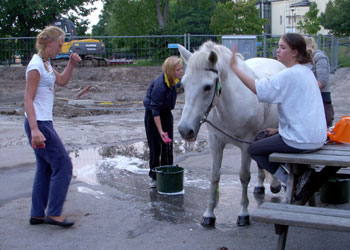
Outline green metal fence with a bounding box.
[1,34,349,71]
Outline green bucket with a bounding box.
[154,165,184,195]
[320,178,350,204]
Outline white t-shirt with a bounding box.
[255,64,327,150]
[25,54,56,121]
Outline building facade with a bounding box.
[268,0,330,35]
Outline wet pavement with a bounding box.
[1,113,350,250]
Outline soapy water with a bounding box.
[69,140,278,227]
[70,140,208,186]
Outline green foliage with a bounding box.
[210,0,265,35]
[320,0,350,36]
[91,0,113,36]
[168,0,216,35]
[0,0,97,37]
[338,43,350,67]
[297,2,321,35]
[105,0,158,36]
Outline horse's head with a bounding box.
[177,41,229,141]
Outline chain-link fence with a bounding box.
[1,34,349,72]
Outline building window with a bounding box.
[280,15,282,25]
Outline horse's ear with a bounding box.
[178,44,192,63]
[208,51,218,67]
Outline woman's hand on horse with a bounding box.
[230,43,238,70]
[265,128,278,136]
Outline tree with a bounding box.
[100,0,172,36]
[0,0,97,37]
[105,0,158,36]
[210,0,265,35]
[92,0,112,36]
[320,0,350,36]
[156,0,170,29]
[297,2,321,35]
[167,0,216,35]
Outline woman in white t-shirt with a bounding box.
[24,26,81,227]
[230,33,327,196]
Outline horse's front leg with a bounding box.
[201,135,225,228]
[237,147,252,226]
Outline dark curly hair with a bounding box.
[281,33,312,64]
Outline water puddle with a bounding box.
[70,139,208,186]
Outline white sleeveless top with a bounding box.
[25,54,56,121]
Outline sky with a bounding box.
[86,0,103,32]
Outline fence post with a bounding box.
[263,33,267,58]
[188,33,191,52]
[331,36,338,71]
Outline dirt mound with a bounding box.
[0,66,162,117]
[0,65,349,120]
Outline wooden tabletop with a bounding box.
[269,144,350,167]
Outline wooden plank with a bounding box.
[270,153,350,166]
[252,203,350,232]
[259,202,350,218]
[252,208,350,232]
[314,149,350,156]
[323,144,350,151]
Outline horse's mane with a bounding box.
[187,40,244,77]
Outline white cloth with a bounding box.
[255,64,327,150]
[25,54,56,121]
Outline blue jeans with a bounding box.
[248,134,304,174]
[24,119,72,217]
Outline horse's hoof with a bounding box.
[254,186,265,195]
[201,217,216,228]
[270,184,282,194]
[236,215,250,226]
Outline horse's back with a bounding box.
[245,58,285,79]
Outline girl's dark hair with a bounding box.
[281,33,312,64]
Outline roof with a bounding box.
[290,0,311,7]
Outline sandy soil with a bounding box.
[0,65,349,154]
[0,66,163,118]
[1,65,350,250]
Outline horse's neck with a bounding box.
[212,62,262,120]
[220,62,257,104]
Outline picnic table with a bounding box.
[252,143,350,250]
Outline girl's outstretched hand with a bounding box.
[230,43,238,70]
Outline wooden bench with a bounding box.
[252,202,350,250]
[270,144,350,204]
[252,144,350,250]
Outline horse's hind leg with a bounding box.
[254,166,266,195]
[201,136,225,228]
[237,148,252,226]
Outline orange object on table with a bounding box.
[327,116,350,143]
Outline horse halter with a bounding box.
[199,67,252,144]
[200,67,222,125]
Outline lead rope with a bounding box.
[200,68,253,145]
[201,118,252,144]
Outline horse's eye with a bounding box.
[204,85,211,92]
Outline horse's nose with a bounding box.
[178,124,196,141]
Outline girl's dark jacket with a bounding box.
[143,73,182,117]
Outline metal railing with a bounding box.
[1,34,348,71]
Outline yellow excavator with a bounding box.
[52,17,107,67]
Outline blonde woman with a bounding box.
[304,36,334,127]
[143,56,183,188]
[24,26,81,227]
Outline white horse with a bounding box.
[177,41,285,227]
